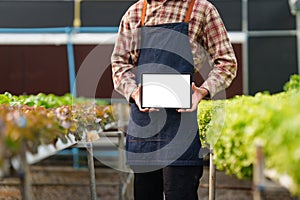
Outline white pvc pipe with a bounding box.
[0,33,118,45]
[228,32,247,44]
[0,32,244,45]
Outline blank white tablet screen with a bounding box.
[142,74,191,108]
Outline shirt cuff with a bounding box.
[201,80,217,98]
[125,84,138,102]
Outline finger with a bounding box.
[182,109,194,112]
[149,108,160,112]
[138,103,148,111]
[139,106,159,113]
[192,82,195,89]
[191,82,197,91]
[177,105,197,113]
[139,107,150,112]
[177,108,192,112]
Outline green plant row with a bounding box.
[0,92,116,177]
[0,92,108,108]
[198,74,300,196]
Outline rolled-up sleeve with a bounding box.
[111,12,138,102]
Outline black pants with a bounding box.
[133,166,203,200]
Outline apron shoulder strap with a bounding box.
[141,0,196,26]
[184,0,196,23]
[141,0,148,26]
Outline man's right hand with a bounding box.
[131,85,159,112]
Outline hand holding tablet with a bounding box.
[131,84,160,113]
[177,83,209,112]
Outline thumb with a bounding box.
[191,82,197,91]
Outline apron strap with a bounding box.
[184,0,196,22]
[141,0,148,26]
[141,0,196,26]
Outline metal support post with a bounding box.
[209,146,216,200]
[86,142,97,200]
[66,30,77,97]
[242,0,249,95]
[118,131,126,200]
[289,0,300,74]
[114,102,130,200]
[253,145,265,200]
[20,142,33,200]
[118,131,126,172]
[297,13,300,74]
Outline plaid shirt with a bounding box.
[111,0,237,101]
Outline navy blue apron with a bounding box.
[126,0,202,169]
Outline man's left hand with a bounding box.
[177,82,208,113]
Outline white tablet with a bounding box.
[141,73,191,109]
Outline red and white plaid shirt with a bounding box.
[111,0,237,101]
